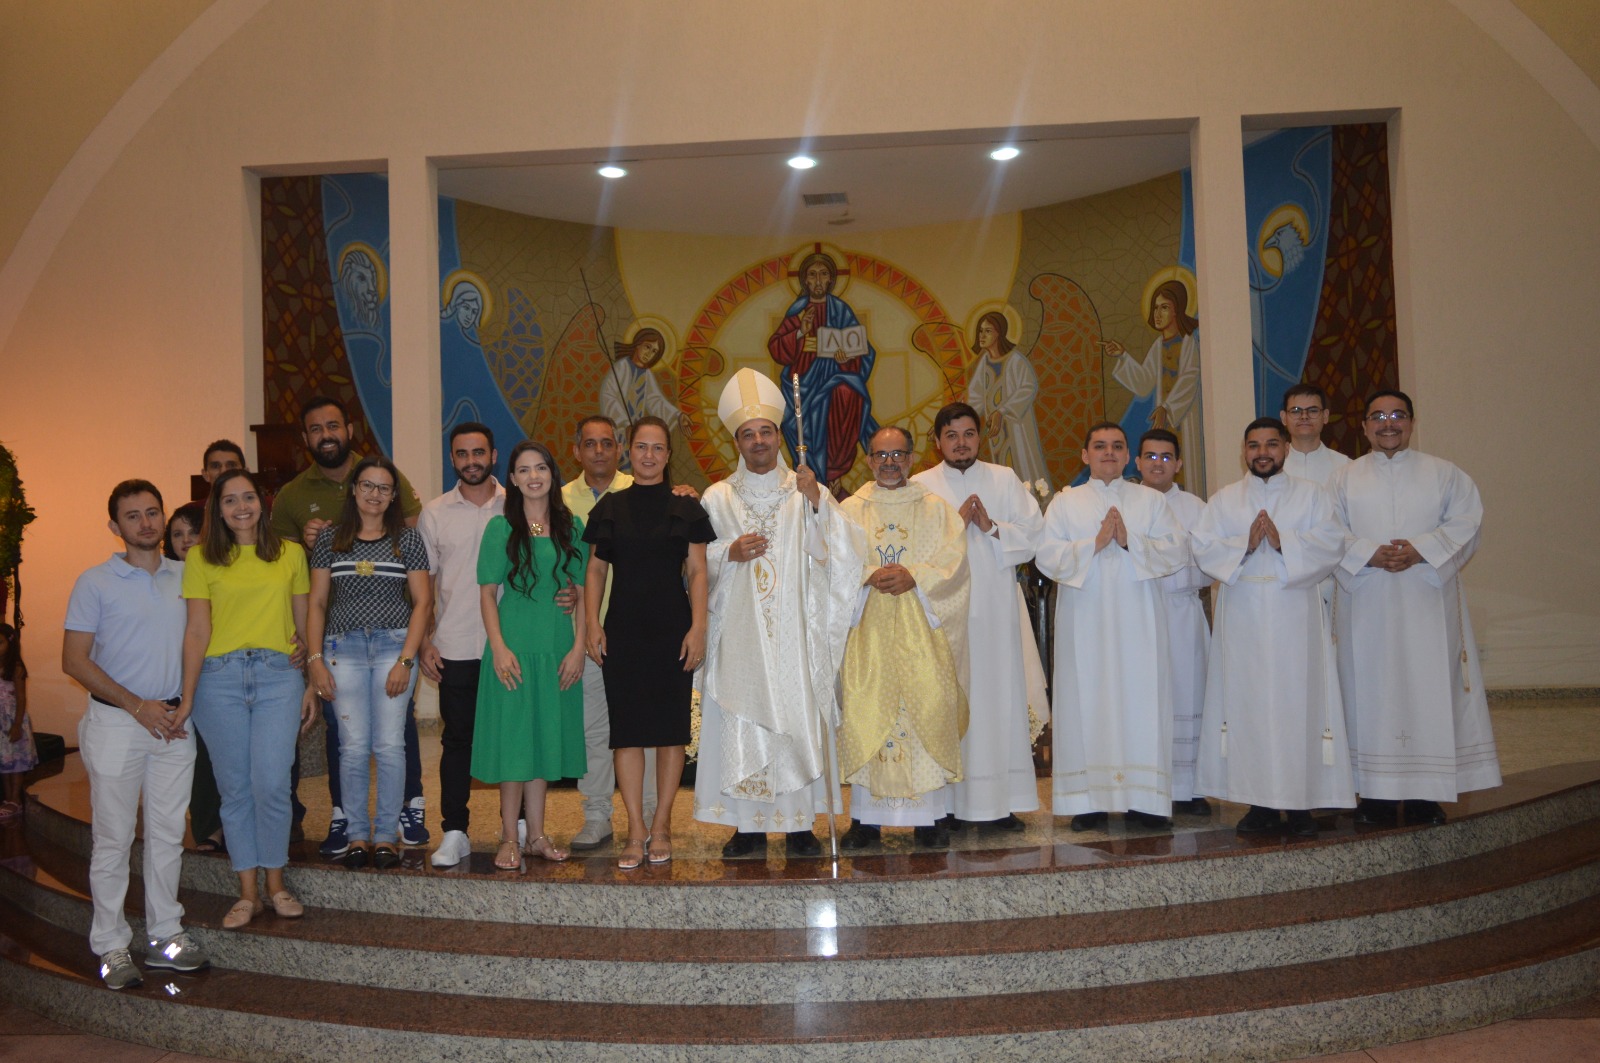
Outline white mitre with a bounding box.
[717,368,784,434]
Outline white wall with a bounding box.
[3,0,1598,736]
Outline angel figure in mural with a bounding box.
[600,326,682,440]
[767,251,878,485]
[1102,279,1203,482]
[965,309,1051,491]
[441,279,483,337]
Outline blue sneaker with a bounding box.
[319,807,349,857]
[398,798,429,847]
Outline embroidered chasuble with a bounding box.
[838,482,970,799]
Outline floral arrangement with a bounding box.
[0,440,37,629]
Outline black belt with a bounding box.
[92,694,181,709]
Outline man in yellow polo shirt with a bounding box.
[269,395,424,856]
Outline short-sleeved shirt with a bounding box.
[64,554,187,701]
[181,543,311,656]
[268,457,422,543]
[418,479,506,660]
[561,471,632,622]
[310,526,430,635]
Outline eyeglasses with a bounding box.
[1287,406,1324,417]
[868,450,911,462]
[1140,452,1177,463]
[355,480,395,497]
[1365,410,1412,423]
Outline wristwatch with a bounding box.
[397,656,415,668]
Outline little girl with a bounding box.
[0,623,38,820]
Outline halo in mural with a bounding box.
[963,300,1026,366]
[784,241,854,299]
[1256,204,1312,279]
[440,268,493,328]
[1141,265,1198,320]
[626,316,681,371]
[338,241,389,304]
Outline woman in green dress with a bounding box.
[474,441,588,870]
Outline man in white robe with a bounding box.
[913,402,1044,833]
[1329,390,1500,826]
[694,369,864,857]
[1037,421,1185,831]
[1192,419,1353,837]
[839,426,970,850]
[1135,428,1211,817]
[1279,383,1351,487]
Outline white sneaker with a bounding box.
[571,818,614,850]
[430,830,472,867]
[517,818,527,846]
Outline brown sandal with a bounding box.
[522,835,568,862]
[493,838,521,870]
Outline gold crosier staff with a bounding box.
[792,372,841,863]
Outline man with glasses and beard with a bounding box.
[417,423,504,866]
[911,402,1044,835]
[1190,419,1351,837]
[1328,391,1500,827]
[837,426,970,850]
[270,395,425,855]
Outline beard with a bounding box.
[312,439,351,469]
[944,453,977,471]
[455,463,491,486]
[1250,461,1282,481]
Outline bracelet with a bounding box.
[307,653,324,662]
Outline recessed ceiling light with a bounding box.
[788,155,817,170]
[990,146,1020,161]
[598,165,627,179]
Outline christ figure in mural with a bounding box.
[767,251,878,485]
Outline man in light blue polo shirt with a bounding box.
[63,479,209,989]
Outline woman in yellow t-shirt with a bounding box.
[180,469,315,930]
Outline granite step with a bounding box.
[4,889,1599,1062]
[9,811,1600,1005]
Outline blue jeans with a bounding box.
[326,628,417,845]
[191,649,304,872]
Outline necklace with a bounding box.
[531,521,545,535]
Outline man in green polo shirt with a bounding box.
[270,395,425,856]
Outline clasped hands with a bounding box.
[959,493,994,534]
[867,564,916,596]
[132,699,186,742]
[1367,539,1423,572]
[1247,509,1281,554]
[1094,507,1129,552]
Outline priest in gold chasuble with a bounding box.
[838,426,970,848]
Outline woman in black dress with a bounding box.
[583,416,713,869]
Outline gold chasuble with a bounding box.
[838,482,970,799]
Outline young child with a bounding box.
[0,622,38,820]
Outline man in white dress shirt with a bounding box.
[1135,428,1211,818]
[913,402,1044,833]
[1037,422,1185,832]
[1329,391,1500,826]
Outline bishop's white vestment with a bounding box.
[1192,472,1354,810]
[693,462,864,832]
[1329,450,1500,801]
[913,460,1044,821]
[1037,478,1185,817]
[839,482,969,827]
[1155,486,1210,802]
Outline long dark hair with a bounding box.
[201,469,283,566]
[331,455,406,557]
[163,502,205,561]
[0,622,24,683]
[503,441,580,594]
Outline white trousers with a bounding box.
[78,699,196,955]
[576,656,654,823]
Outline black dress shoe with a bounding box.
[1354,798,1400,825]
[342,843,370,869]
[1175,797,1213,817]
[785,830,822,856]
[990,813,1026,832]
[1404,799,1448,825]
[1285,810,1319,837]
[1235,805,1282,833]
[936,813,965,831]
[839,821,881,850]
[1069,812,1109,832]
[913,823,950,849]
[721,830,764,858]
[1125,810,1173,830]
